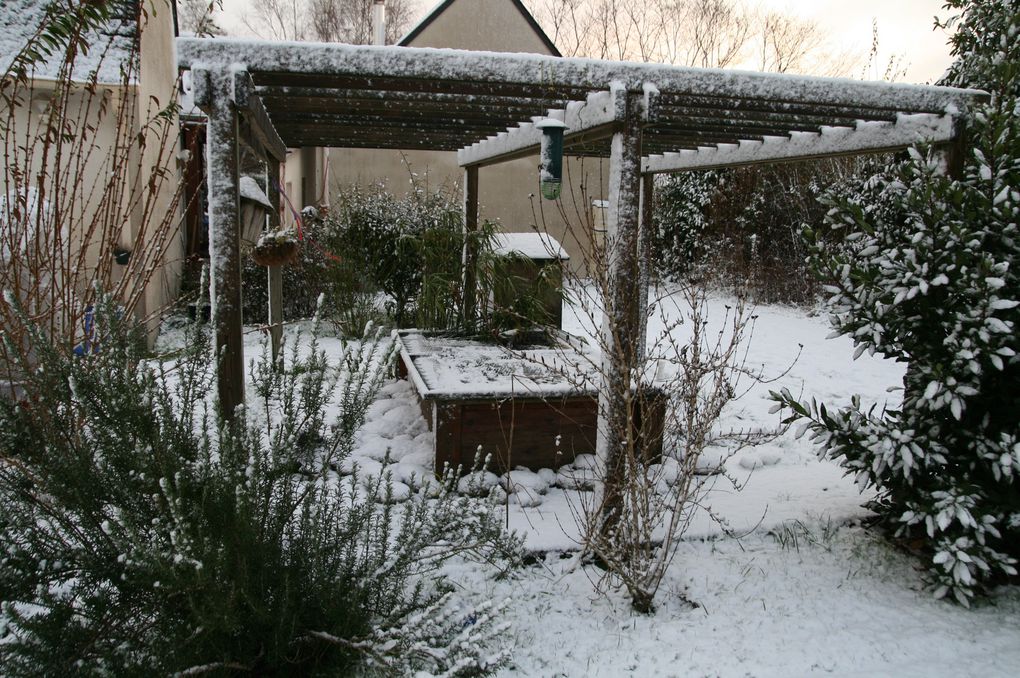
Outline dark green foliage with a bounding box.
[652,161,873,303]
[481,253,564,340]
[327,184,464,330]
[773,0,1020,604]
[0,298,519,674]
[241,216,340,325]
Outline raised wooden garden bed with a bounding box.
[394,330,666,474]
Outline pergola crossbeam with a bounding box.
[458,86,641,168]
[177,39,980,115]
[642,113,956,174]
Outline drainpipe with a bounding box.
[372,1,386,46]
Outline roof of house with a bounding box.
[398,0,561,57]
[1,0,139,84]
[493,232,569,260]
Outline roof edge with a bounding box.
[398,0,562,57]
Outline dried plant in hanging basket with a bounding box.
[251,229,299,267]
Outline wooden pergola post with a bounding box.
[596,92,645,528]
[197,66,246,421]
[267,157,284,363]
[462,165,480,328]
[638,172,655,360]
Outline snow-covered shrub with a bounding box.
[321,182,468,333]
[652,170,718,281]
[652,162,868,303]
[773,0,1020,605]
[0,298,520,674]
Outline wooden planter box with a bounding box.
[395,330,665,474]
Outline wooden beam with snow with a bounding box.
[197,67,246,421]
[177,39,980,117]
[595,91,646,540]
[642,113,957,174]
[457,87,632,167]
[231,68,287,163]
[462,166,480,326]
[267,157,284,364]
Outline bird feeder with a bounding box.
[238,176,272,245]
[536,118,568,200]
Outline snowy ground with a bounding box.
[166,290,1020,676]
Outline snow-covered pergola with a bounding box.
[176,38,982,457]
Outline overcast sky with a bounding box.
[216,0,956,84]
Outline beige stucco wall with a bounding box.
[1,0,184,346]
[404,0,554,54]
[136,0,185,338]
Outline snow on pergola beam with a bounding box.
[177,38,979,117]
[642,112,957,174]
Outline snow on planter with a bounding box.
[393,329,667,474]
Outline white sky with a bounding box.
[216,0,956,84]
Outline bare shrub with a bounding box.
[1,1,184,386]
[524,175,784,612]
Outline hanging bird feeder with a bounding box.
[536,118,568,200]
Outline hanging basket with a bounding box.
[251,231,299,267]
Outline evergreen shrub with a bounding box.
[773,0,1020,604]
[0,297,520,674]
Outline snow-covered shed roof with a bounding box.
[1,0,140,85]
[493,232,569,261]
[177,37,982,171]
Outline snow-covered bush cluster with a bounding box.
[0,298,520,674]
[774,0,1020,604]
[652,161,870,303]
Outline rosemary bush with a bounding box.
[0,298,519,675]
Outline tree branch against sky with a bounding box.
[523,0,852,74]
[239,0,413,43]
[524,0,952,80]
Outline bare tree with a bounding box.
[525,0,854,75]
[242,0,413,44]
[179,0,224,37]
[525,0,754,67]
[309,0,413,45]
[677,0,753,68]
[241,0,312,41]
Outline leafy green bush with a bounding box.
[0,297,520,674]
[773,0,1020,605]
[321,183,468,333]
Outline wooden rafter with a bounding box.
[643,113,957,174]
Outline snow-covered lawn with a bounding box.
[205,291,1020,676]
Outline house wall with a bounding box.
[135,0,185,339]
[404,0,553,53]
[2,81,128,336]
[1,0,184,346]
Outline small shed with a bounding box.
[491,232,569,330]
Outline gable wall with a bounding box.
[404,0,555,55]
